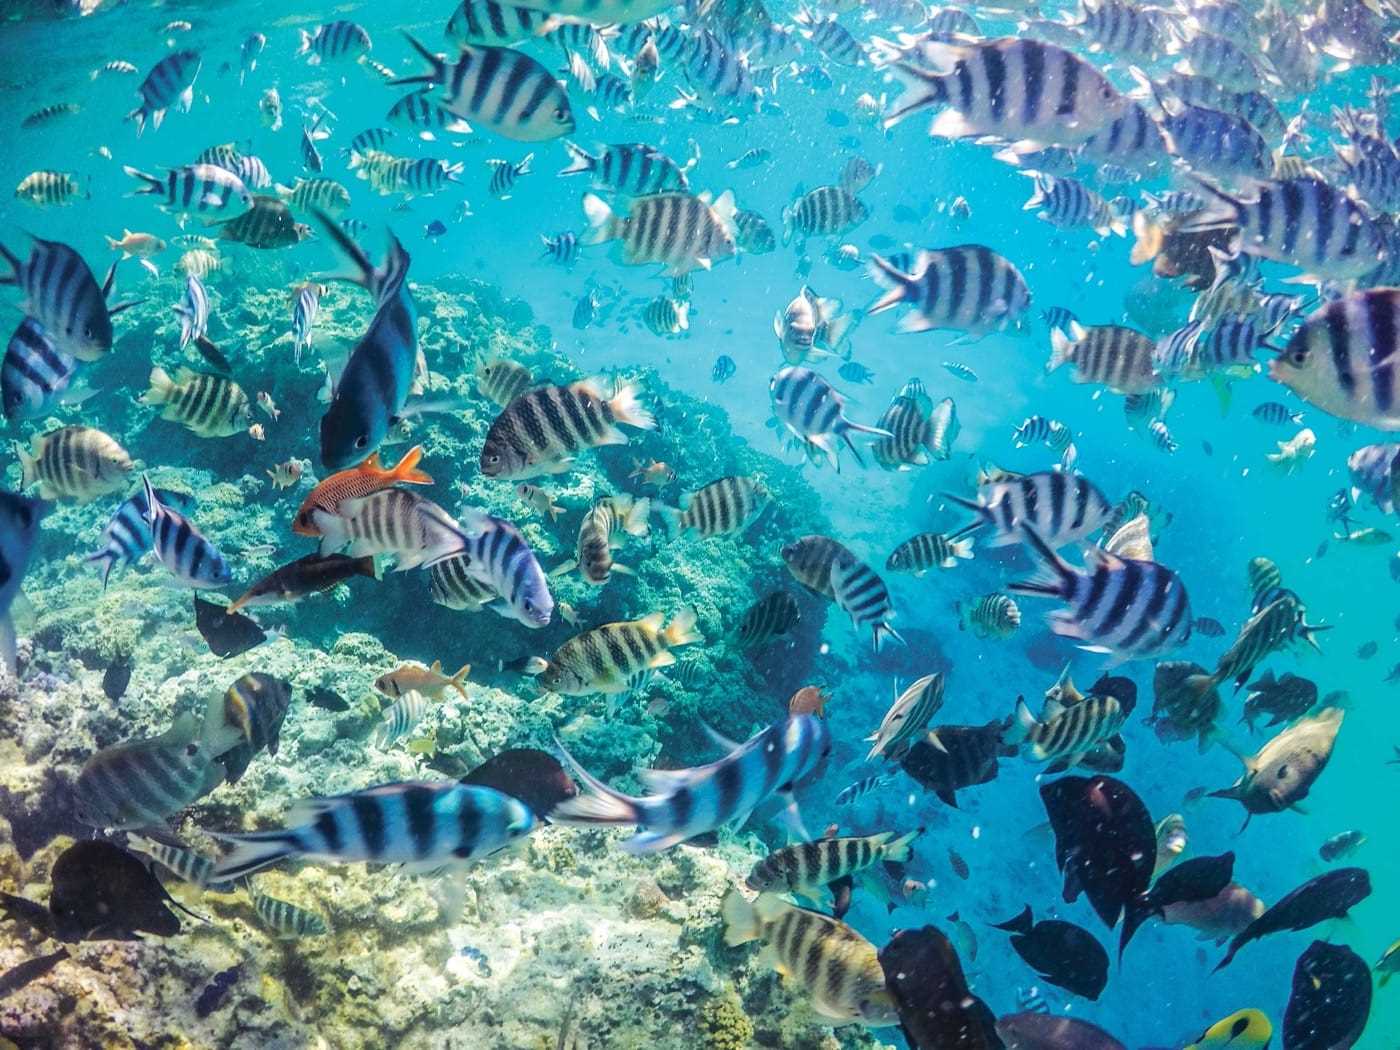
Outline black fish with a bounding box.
[877,925,1002,1050]
[992,905,1108,1001]
[995,1013,1126,1050]
[195,963,242,1018]
[193,335,232,374]
[49,840,195,942]
[102,651,133,701]
[1119,852,1235,960]
[0,947,69,998]
[1216,867,1371,970]
[193,596,266,658]
[460,747,577,820]
[1040,775,1155,929]
[307,685,349,712]
[0,891,56,937]
[899,720,1015,807]
[1356,640,1378,660]
[1283,940,1372,1049]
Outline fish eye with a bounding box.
[1289,348,1308,366]
[355,435,369,450]
[522,599,535,613]
[554,106,569,122]
[83,325,94,339]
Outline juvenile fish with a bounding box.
[887,532,973,573]
[296,20,371,63]
[250,890,328,938]
[554,495,649,584]
[487,153,533,199]
[127,835,234,892]
[960,593,1021,638]
[872,388,959,469]
[373,690,434,749]
[127,49,201,134]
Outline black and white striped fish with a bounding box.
[1270,289,1400,430]
[583,190,737,274]
[291,282,322,364]
[314,488,464,571]
[736,591,801,647]
[1190,592,1324,694]
[86,486,196,588]
[1013,415,1072,450]
[782,534,856,600]
[1077,99,1171,171]
[446,0,546,46]
[1151,92,1273,180]
[1148,419,1179,453]
[661,475,770,538]
[948,469,1114,548]
[769,366,892,469]
[124,163,252,218]
[213,673,293,785]
[866,246,1031,336]
[867,673,944,759]
[453,509,553,627]
[735,209,776,254]
[92,59,138,79]
[480,377,656,479]
[960,593,1021,638]
[488,153,533,199]
[535,609,699,694]
[1010,524,1192,662]
[387,90,475,140]
[373,690,433,748]
[278,177,352,216]
[1072,0,1172,58]
[795,9,866,65]
[127,49,201,134]
[173,274,209,349]
[783,185,868,245]
[887,532,974,574]
[296,20,371,64]
[1049,322,1160,394]
[1,318,81,422]
[210,781,535,881]
[127,835,234,892]
[142,366,251,438]
[14,171,85,206]
[0,237,133,362]
[552,715,831,852]
[1177,31,1268,92]
[831,555,903,651]
[233,155,271,189]
[18,425,132,503]
[835,772,896,806]
[680,28,759,111]
[144,476,231,588]
[396,37,574,142]
[872,387,959,469]
[1024,173,1124,236]
[883,37,1128,146]
[559,141,690,195]
[1008,691,1128,764]
[250,889,328,938]
[746,830,919,894]
[540,231,579,266]
[553,495,648,585]
[428,551,498,611]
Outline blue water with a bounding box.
[2,0,1398,1046]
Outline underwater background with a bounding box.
[0,0,1397,1046]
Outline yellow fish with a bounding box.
[1184,1008,1272,1049]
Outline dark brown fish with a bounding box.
[996,1012,1126,1050]
[48,840,193,942]
[1216,867,1371,970]
[1283,940,1372,1049]
[877,925,1001,1050]
[992,905,1108,1000]
[460,747,577,819]
[0,947,69,997]
[227,552,377,612]
[193,596,266,658]
[217,195,311,248]
[899,720,1015,807]
[1040,775,1155,929]
[1119,852,1235,960]
[1147,660,1222,748]
[193,335,232,374]
[947,847,970,880]
[307,686,349,711]
[102,651,133,702]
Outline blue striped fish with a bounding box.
[127,835,235,893]
[86,486,196,588]
[551,715,832,853]
[209,781,535,881]
[296,20,371,64]
[127,49,201,134]
[830,555,903,652]
[769,366,891,469]
[124,163,252,219]
[453,509,553,627]
[0,236,136,362]
[1010,524,1193,662]
[1,317,82,422]
[174,274,209,349]
[373,690,433,748]
[948,469,1114,548]
[143,475,231,589]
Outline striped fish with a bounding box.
[124,163,252,218]
[446,0,547,45]
[583,190,737,274]
[210,781,535,881]
[215,673,293,784]
[1191,593,1325,693]
[735,209,776,254]
[479,378,655,479]
[782,535,856,599]
[86,487,196,587]
[291,282,322,364]
[1,318,81,421]
[554,495,649,584]
[1010,524,1192,662]
[722,892,896,1025]
[1148,419,1179,454]
[17,425,132,503]
[887,532,973,574]
[681,28,759,111]
[643,296,688,336]
[127,49,201,134]
[234,155,272,189]
[774,286,853,364]
[143,366,251,438]
[144,477,231,588]
[217,196,310,249]
[173,275,209,349]
[536,609,700,694]
[127,835,235,892]
[746,830,919,895]
[396,37,574,142]
[1270,289,1400,430]
[1077,100,1172,172]
[559,142,690,195]
[1183,176,1385,280]
[488,154,533,199]
[15,171,84,206]
[296,20,371,63]
[1177,31,1267,92]
[540,232,579,266]
[884,37,1128,145]
[475,356,533,406]
[0,237,132,363]
[373,690,433,748]
[387,90,475,140]
[314,215,417,470]
[72,709,226,830]
[783,185,868,245]
[400,158,463,196]
[770,366,892,469]
[1158,98,1272,180]
[1347,443,1400,513]
[1013,415,1072,450]
[661,475,770,537]
[959,593,1021,638]
[835,773,896,805]
[867,673,945,759]
[1073,0,1172,58]
[830,556,903,651]
[795,10,866,65]
[428,552,498,611]
[948,469,1113,548]
[1009,691,1127,765]
[503,0,673,19]
[1024,174,1124,236]
[453,509,553,626]
[279,178,352,215]
[866,246,1031,336]
[736,591,800,647]
[552,714,830,852]
[1049,322,1160,394]
[250,889,328,938]
[313,488,464,571]
[92,60,139,78]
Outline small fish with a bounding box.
[487,153,534,199]
[376,660,471,702]
[540,232,578,266]
[1319,830,1366,862]
[727,148,772,170]
[867,673,945,760]
[373,690,434,749]
[943,362,977,382]
[193,597,265,658]
[787,685,830,717]
[250,889,328,938]
[15,170,86,206]
[474,356,533,408]
[958,593,1021,639]
[1193,617,1226,638]
[17,425,133,503]
[835,773,895,806]
[516,483,563,521]
[1357,641,1379,660]
[712,354,736,383]
[947,848,970,880]
[887,533,974,574]
[838,360,875,384]
[736,591,801,649]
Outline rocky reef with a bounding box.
[0,263,892,1048]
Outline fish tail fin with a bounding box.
[122,165,163,195]
[389,444,433,485]
[663,607,702,648]
[389,32,446,87]
[84,547,119,590]
[657,504,683,538]
[1047,327,1075,373]
[1023,172,1049,210]
[607,380,656,430]
[1005,696,1036,745]
[1176,178,1244,232]
[864,254,914,315]
[558,141,597,176]
[208,830,305,882]
[1008,524,1074,598]
[882,62,949,129]
[308,207,378,288]
[620,496,651,537]
[548,736,646,826]
[721,888,760,945]
[950,536,975,560]
[449,663,471,700]
[14,443,36,488]
[884,828,921,863]
[142,365,174,405]
[581,193,618,245]
[992,904,1035,934]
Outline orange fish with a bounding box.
[292,445,433,536]
[788,685,831,717]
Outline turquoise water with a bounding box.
[1,0,1398,1047]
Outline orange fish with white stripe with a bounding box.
[292,446,433,536]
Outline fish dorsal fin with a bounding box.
[698,718,742,754]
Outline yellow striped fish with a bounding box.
[534,609,701,695]
[16,425,133,503]
[142,366,252,437]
